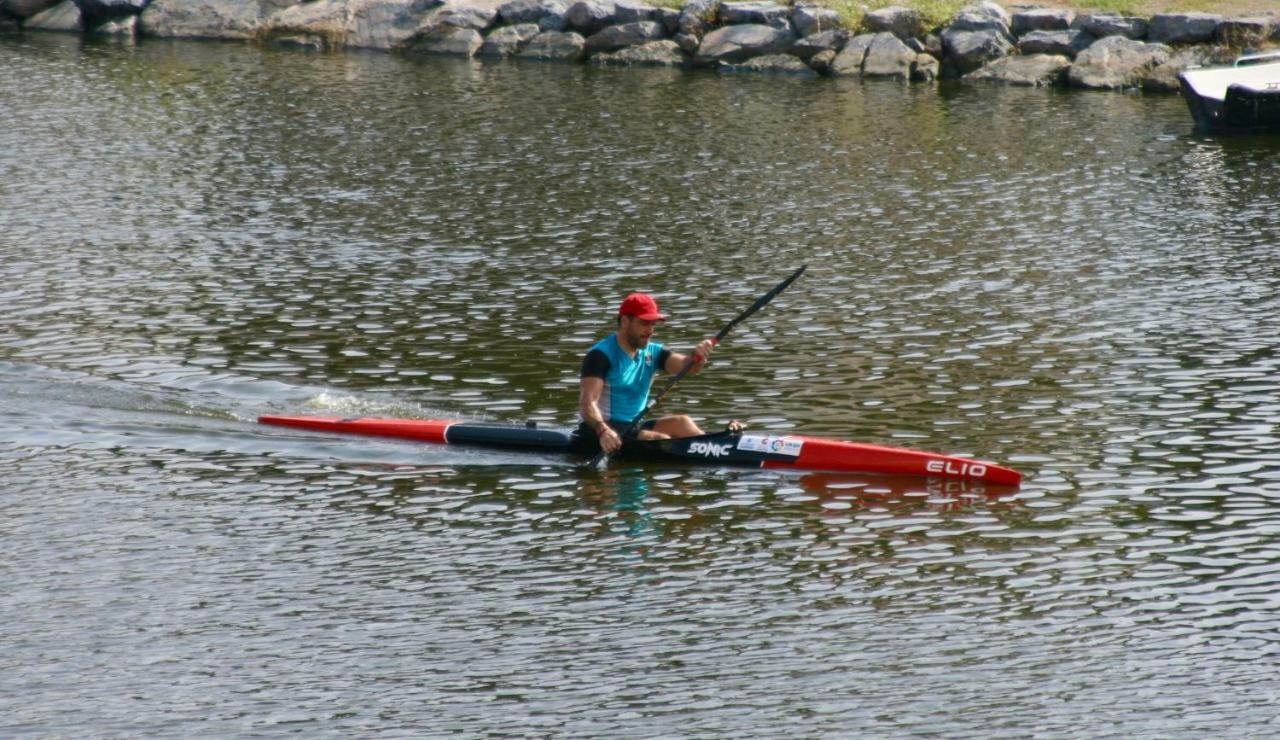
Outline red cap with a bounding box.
[618,293,667,321]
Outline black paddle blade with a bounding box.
[713,264,807,343]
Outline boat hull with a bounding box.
[258,415,1022,486]
[1178,61,1280,133]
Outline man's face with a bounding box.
[622,315,659,348]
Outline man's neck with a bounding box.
[615,331,638,357]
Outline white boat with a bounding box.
[1178,52,1280,133]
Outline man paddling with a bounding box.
[578,293,720,455]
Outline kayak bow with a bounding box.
[258,415,1022,485]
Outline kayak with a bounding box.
[258,415,1022,486]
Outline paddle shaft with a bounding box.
[586,264,807,468]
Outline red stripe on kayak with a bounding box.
[761,436,1021,486]
[258,415,457,445]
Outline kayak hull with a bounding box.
[258,415,1021,486]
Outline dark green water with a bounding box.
[4,33,1280,735]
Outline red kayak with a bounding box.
[258,415,1022,486]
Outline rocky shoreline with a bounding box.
[4,0,1278,91]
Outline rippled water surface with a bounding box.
[4,34,1280,735]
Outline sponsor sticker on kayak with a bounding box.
[737,434,803,457]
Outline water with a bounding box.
[4,33,1280,735]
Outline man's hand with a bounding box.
[598,424,622,454]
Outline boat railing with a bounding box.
[1235,51,1280,67]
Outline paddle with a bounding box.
[586,264,808,469]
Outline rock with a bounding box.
[1,0,60,19]
[24,0,81,31]
[829,31,872,76]
[612,0,658,24]
[964,53,1070,86]
[430,2,500,32]
[808,48,836,73]
[942,28,1013,74]
[1075,13,1146,41]
[658,7,679,34]
[347,0,434,50]
[862,31,914,79]
[589,37,686,65]
[719,53,816,76]
[74,0,147,28]
[1147,13,1221,45]
[407,25,484,54]
[912,52,938,81]
[693,23,794,66]
[1017,29,1093,59]
[517,28,586,59]
[921,33,942,58]
[677,0,717,37]
[564,0,613,34]
[791,27,846,61]
[1068,35,1170,90]
[263,0,347,50]
[864,6,923,40]
[1011,8,1072,37]
[499,0,565,25]
[718,1,788,30]
[948,1,1011,39]
[585,20,664,54]
[1216,17,1273,47]
[140,0,273,40]
[791,4,839,38]
[478,21,539,55]
[673,31,698,54]
[1145,46,1229,92]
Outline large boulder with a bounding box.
[428,2,500,32]
[964,53,1070,86]
[498,0,566,25]
[1216,17,1273,47]
[517,29,586,59]
[140,0,276,39]
[1017,29,1093,59]
[564,0,614,34]
[947,1,1011,39]
[718,1,788,29]
[589,38,686,65]
[693,23,794,66]
[1074,13,1146,40]
[1147,13,1221,45]
[407,25,483,54]
[1010,8,1072,37]
[1067,35,1170,90]
[1144,46,1231,92]
[261,0,346,49]
[25,0,81,31]
[791,4,839,38]
[677,0,717,37]
[864,6,923,40]
[862,31,914,80]
[478,21,540,55]
[348,0,430,50]
[941,28,1012,75]
[791,27,845,61]
[612,0,659,23]
[585,20,664,54]
[829,31,872,76]
[1,0,59,19]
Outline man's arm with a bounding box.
[663,338,716,376]
[579,376,621,453]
